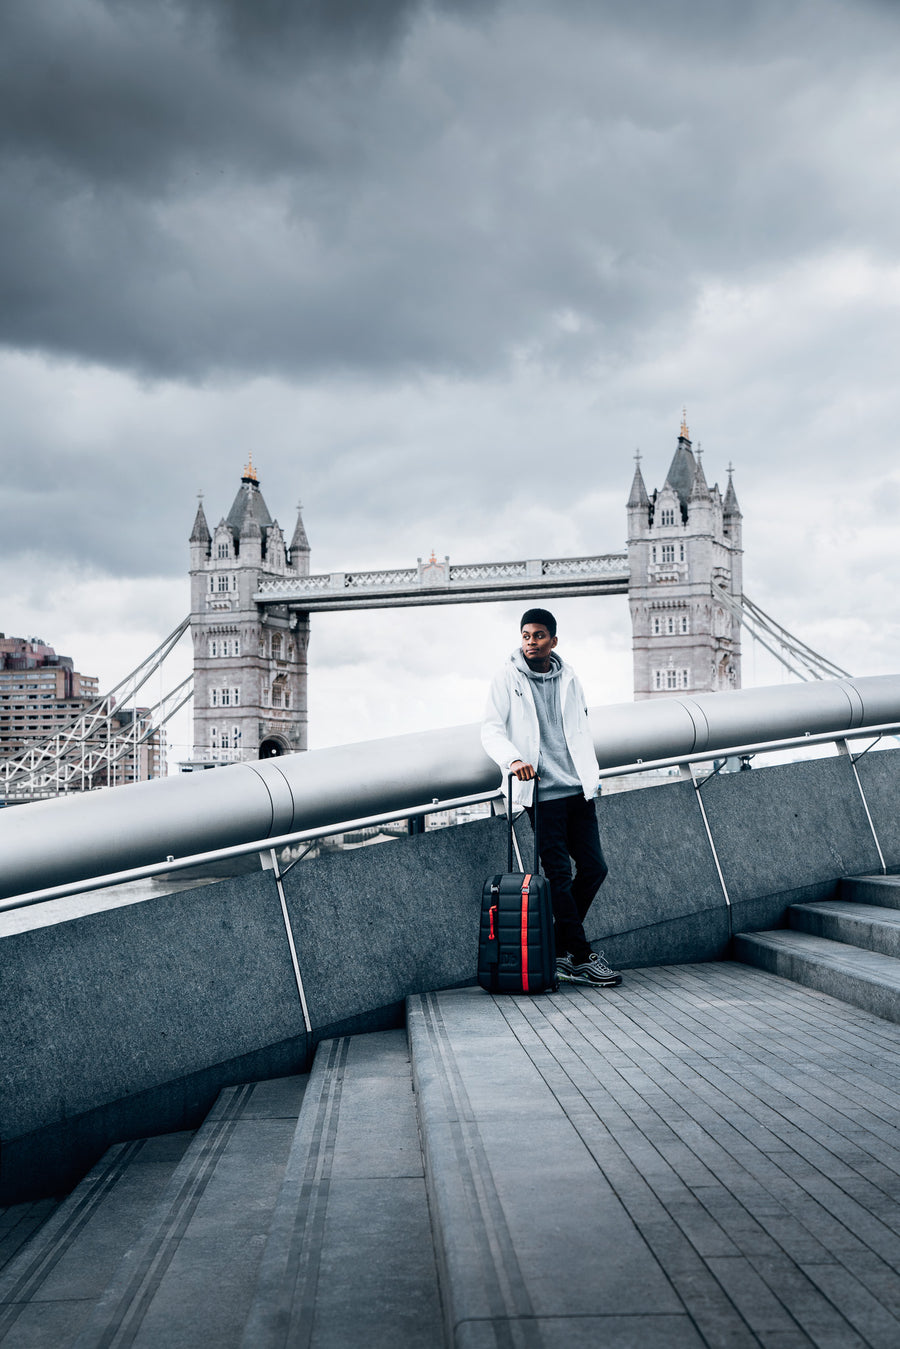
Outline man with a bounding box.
[481,608,621,988]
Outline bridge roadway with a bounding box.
[5,960,900,1347]
[253,552,630,610]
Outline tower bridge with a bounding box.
[186,416,747,765]
[0,419,846,792]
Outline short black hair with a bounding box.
[520,607,557,637]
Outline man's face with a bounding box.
[521,623,557,665]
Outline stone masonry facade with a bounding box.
[188,460,311,765]
[627,419,743,700]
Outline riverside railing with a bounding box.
[2,674,900,913]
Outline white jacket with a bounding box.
[481,653,600,807]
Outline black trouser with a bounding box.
[525,791,608,964]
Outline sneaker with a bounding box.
[556,952,576,980]
[568,951,622,988]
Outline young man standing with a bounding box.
[481,608,621,988]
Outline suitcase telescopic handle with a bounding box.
[507,771,539,874]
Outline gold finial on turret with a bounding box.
[680,407,690,440]
[243,453,259,483]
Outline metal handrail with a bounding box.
[5,719,899,916]
[0,789,498,914]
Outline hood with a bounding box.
[511,649,564,680]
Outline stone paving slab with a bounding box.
[409,965,900,1348]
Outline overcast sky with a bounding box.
[3,0,900,762]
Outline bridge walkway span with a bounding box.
[5,954,900,1347]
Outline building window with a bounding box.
[660,507,675,527]
[654,668,690,691]
[209,639,218,657]
[681,615,689,634]
[653,617,661,635]
[217,575,229,592]
[232,687,240,706]
[217,542,229,559]
[233,726,242,746]
[233,638,240,657]
[661,544,675,564]
[272,633,282,659]
[209,576,214,592]
[210,689,219,707]
[679,542,685,561]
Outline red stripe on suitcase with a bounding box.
[521,874,531,992]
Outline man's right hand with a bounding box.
[509,760,537,781]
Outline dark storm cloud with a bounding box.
[0,0,899,382]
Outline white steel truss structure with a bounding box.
[714,585,850,681]
[0,618,192,801]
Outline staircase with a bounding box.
[8,880,900,1348]
[735,875,900,1023]
[0,1031,442,1348]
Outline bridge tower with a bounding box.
[187,460,311,766]
[627,416,743,700]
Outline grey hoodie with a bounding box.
[512,649,582,800]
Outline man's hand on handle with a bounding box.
[509,759,537,782]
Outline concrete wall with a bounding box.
[3,749,897,1202]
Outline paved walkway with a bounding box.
[409,964,900,1348]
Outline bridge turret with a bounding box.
[189,496,211,568]
[186,460,310,770]
[289,504,310,576]
[627,416,743,700]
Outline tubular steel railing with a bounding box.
[3,718,899,916]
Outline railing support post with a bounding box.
[834,738,887,875]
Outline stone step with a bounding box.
[72,1075,307,1349]
[841,873,900,908]
[408,987,708,1348]
[242,1029,442,1349]
[734,928,900,1024]
[0,1131,194,1347]
[790,899,900,958]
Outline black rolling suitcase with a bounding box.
[477,775,557,994]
